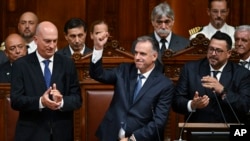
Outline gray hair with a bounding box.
[151,2,174,21]
[235,25,250,33]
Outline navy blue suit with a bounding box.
[0,50,8,65]
[10,52,82,141]
[90,58,174,141]
[172,58,250,123]
[0,61,11,82]
[57,45,92,57]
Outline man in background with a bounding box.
[132,2,189,72]
[189,0,235,45]
[234,25,250,70]
[18,11,39,53]
[57,18,92,57]
[0,33,27,82]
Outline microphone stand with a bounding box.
[174,112,193,141]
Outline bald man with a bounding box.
[18,11,39,53]
[0,33,27,82]
[10,21,82,141]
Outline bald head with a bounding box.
[18,11,39,43]
[34,21,58,59]
[5,33,27,62]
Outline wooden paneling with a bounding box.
[1,0,250,51]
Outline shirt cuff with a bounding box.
[39,97,45,109]
[187,100,196,112]
[92,48,103,63]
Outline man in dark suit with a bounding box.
[89,20,174,141]
[132,2,190,72]
[0,33,27,82]
[57,18,92,57]
[10,21,82,141]
[172,31,250,124]
[234,25,250,70]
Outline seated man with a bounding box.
[57,18,92,57]
[0,33,27,82]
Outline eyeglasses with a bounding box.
[156,19,173,25]
[207,47,227,55]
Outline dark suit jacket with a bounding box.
[90,59,174,141]
[57,45,92,57]
[0,50,8,65]
[149,32,190,53]
[151,33,190,73]
[0,61,11,82]
[10,52,82,141]
[172,58,250,123]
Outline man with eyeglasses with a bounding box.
[189,0,235,46]
[172,31,250,124]
[131,2,189,72]
[234,25,250,70]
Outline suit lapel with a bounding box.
[30,53,47,89]
[129,67,139,105]
[220,62,232,88]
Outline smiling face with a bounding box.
[234,30,250,60]
[134,40,157,73]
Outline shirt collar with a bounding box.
[36,51,54,63]
[69,45,85,55]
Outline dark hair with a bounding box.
[64,18,87,34]
[211,31,232,50]
[208,0,229,9]
[89,20,108,33]
[131,36,159,53]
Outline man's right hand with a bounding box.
[191,91,210,110]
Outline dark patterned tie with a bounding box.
[212,71,220,80]
[133,74,145,102]
[239,61,248,67]
[43,60,51,88]
[160,38,167,53]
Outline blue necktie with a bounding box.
[43,60,51,88]
[133,74,144,102]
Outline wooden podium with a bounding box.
[177,123,231,141]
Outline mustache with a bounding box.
[156,29,170,34]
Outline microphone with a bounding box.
[223,95,241,124]
[213,91,229,127]
[173,111,193,141]
[151,106,161,141]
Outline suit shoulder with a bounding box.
[189,26,203,36]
